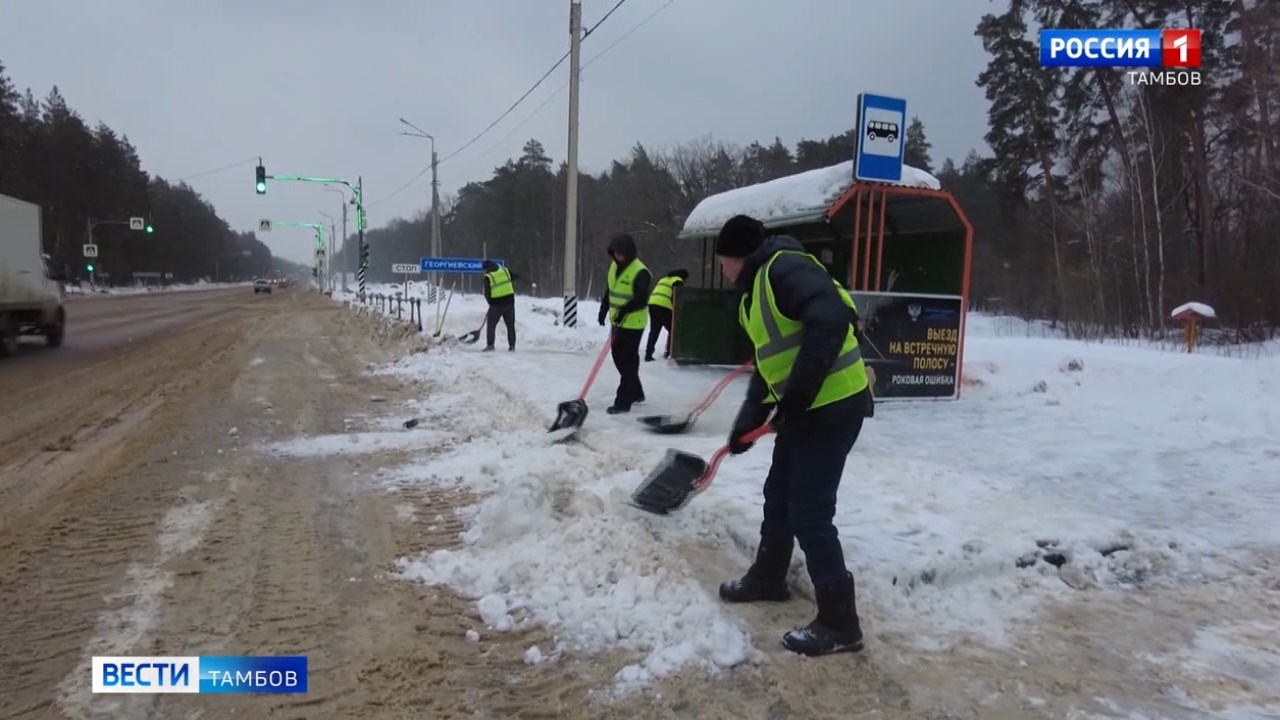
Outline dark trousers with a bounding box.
[759,417,864,587]
[610,327,645,408]
[645,306,673,359]
[485,303,515,349]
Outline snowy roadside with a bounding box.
[64,280,253,296]
[339,283,1280,715]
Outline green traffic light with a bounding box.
[146,224,154,233]
[86,263,94,271]
[255,181,267,193]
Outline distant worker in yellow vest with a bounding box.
[481,260,518,352]
[713,214,874,657]
[596,233,650,414]
[644,268,688,362]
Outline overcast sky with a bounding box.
[1,0,994,265]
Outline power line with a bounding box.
[475,0,675,162]
[176,156,259,182]
[369,0,636,208]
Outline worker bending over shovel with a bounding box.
[714,214,874,657]
[481,260,518,352]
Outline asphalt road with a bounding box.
[0,286,276,372]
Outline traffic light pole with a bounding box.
[84,217,154,290]
[258,170,366,300]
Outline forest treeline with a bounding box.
[351,0,1277,338]
[0,62,282,284]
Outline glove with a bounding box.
[727,401,770,455]
[598,308,607,326]
[772,394,807,430]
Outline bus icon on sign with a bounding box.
[866,121,899,143]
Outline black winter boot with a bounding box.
[720,541,793,603]
[781,572,863,656]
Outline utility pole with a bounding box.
[398,119,442,299]
[431,147,441,295]
[563,0,582,328]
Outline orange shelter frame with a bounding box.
[826,183,975,397]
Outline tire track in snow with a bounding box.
[54,492,220,719]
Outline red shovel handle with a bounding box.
[690,360,754,418]
[695,424,773,491]
[578,333,615,400]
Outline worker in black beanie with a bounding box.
[713,213,874,657]
[596,232,650,413]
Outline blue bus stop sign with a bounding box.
[855,93,907,183]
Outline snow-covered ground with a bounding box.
[337,282,1280,714]
[65,280,253,296]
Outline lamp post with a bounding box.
[398,117,441,293]
[323,186,349,291]
[319,210,337,292]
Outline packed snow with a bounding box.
[680,160,941,237]
[334,282,1280,711]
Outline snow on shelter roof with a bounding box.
[678,160,941,239]
[1170,301,1216,319]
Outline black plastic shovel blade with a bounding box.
[549,399,588,432]
[459,330,481,344]
[637,414,693,435]
[629,448,709,515]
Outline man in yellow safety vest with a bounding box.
[596,232,650,413]
[481,260,518,351]
[713,213,873,657]
[645,268,688,361]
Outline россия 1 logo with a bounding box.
[1040,28,1202,86]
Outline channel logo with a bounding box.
[1040,28,1201,68]
[91,656,308,694]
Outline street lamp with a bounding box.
[319,210,337,292]
[398,117,442,288]
[323,186,349,292]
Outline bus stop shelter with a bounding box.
[669,159,974,400]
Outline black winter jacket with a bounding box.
[736,236,869,428]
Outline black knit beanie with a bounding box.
[714,215,765,258]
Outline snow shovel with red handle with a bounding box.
[548,333,615,432]
[637,360,754,435]
[629,424,773,515]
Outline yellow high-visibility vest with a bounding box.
[485,266,513,299]
[648,276,682,310]
[738,250,868,409]
[607,259,650,330]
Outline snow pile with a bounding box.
[350,288,1280,707]
[680,160,940,237]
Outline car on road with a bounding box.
[253,279,272,294]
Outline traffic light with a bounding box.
[145,223,154,233]
[255,165,267,194]
[360,243,369,269]
[85,262,94,272]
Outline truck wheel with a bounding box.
[0,315,18,359]
[44,310,65,348]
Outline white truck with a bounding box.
[0,192,65,358]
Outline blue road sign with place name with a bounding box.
[418,257,505,273]
[855,93,907,183]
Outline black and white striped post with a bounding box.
[357,254,366,301]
